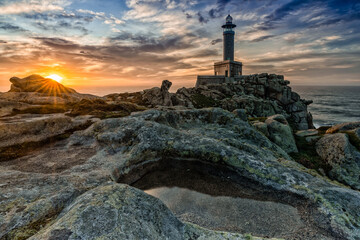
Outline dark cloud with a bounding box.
[21,12,94,22]
[250,35,276,42]
[185,13,192,19]
[33,37,81,51]
[249,0,360,33]
[33,20,89,35]
[109,32,193,52]
[0,22,26,32]
[139,36,193,52]
[109,32,155,44]
[32,36,195,66]
[197,12,208,23]
[209,0,232,18]
[211,38,222,45]
[263,0,308,27]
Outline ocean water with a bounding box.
[292,86,360,128]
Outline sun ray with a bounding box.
[46,74,63,83]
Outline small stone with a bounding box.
[295,129,319,137]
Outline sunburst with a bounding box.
[46,74,63,83]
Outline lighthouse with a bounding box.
[222,14,236,61]
[196,15,243,86]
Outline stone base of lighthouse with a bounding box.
[196,60,242,87]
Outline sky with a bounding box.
[0,0,359,93]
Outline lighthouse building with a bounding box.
[196,15,243,87]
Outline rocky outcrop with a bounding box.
[0,114,91,149]
[0,99,31,117]
[30,184,249,240]
[113,74,314,130]
[264,114,298,153]
[142,80,174,107]
[1,75,99,105]
[1,108,359,239]
[0,114,94,161]
[9,74,76,94]
[316,132,360,190]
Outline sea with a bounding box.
[292,86,360,128]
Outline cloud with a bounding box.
[0,0,359,89]
[248,0,360,33]
[109,32,194,53]
[77,9,105,17]
[250,35,276,42]
[21,11,94,22]
[197,12,208,23]
[209,0,231,18]
[33,20,89,35]
[0,22,27,32]
[211,38,222,45]
[0,0,70,15]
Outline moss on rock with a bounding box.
[67,99,146,119]
[191,94,218,108]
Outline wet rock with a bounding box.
[265,114,298,153]
[316,133,360,190]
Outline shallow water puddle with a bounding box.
[146,186,304,237]
[126,160,332,239]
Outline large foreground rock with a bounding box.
[265,114,298,153]
[1,108,359,239]
[30,184,249,240]
[316,133,360,190]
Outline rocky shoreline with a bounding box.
[1,75,360,239]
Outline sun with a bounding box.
[46,74,63,83]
